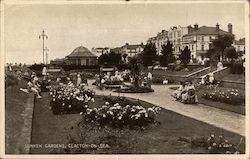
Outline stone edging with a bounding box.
[18,93,35,154]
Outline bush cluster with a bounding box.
[82,102,161,128]
[49,84,95,114]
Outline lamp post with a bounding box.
[44,47,49,65]
[39,29,48,64]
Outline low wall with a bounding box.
[163,67,211,82]
[18,93,35,154]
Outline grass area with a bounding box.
[196,85,245,115]
[30,93,245,154]
[221,74,245,83]
[5,79,29,153]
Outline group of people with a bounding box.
[20,72,43,98]
[172,81,198,104]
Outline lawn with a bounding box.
[30,93,245,154]
[221,74,245,83]
[196,85,245,115]
[5,78,29,153]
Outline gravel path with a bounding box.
[86,80,245,136]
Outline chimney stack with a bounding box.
[194,24,198,31]
[216,23,220,32]
[228,23,232,34]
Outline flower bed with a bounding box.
[202,87,244,105]
[82,102,161,128]
[191,134,241,154]
[49,84,95,114]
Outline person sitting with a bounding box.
[172,82,185,100]
[27,79,42,98]
[181,82,198,104]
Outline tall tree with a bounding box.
[179,46,191,66]
[98,52,122,66]
[225,46,237,64]
[160,41,175,66]
[212,34,234,61]
[141,43,157,66]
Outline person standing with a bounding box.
[76,73,82,86]
[147,72,152,88]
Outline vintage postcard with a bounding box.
[0,0,249,158]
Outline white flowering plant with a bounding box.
[49,84,95,114]
[202,88,244,105]
[82,102,161,128]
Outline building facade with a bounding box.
[120,43,145,57]
[168,25,191,56]
[182,23,233,62]
[147,30,168,55]
[91,47,110,57]
[233,38,245,52]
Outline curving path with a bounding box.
[86,80,245,136]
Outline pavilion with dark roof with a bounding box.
[65,46,97,66]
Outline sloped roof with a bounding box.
[184,26,231,37]
[67,46,97,58]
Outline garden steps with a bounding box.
[86,81,245,136]
[160,67,211,82]
[194,67,230,84]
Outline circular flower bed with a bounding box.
[49,84,95,114]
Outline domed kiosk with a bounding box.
[66,46,98,66]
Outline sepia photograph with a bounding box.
[1,0,249,158]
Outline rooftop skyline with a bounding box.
[3,2,246,64]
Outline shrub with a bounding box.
[82,102,161,128]
[5,73,19,87]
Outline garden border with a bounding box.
[18,93,35,154]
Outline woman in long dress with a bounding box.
[76,73,82,86]
[172,82,185,100]
[181,82,198,104]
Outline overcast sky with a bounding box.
[4,2,246,64]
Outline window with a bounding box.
[209,43,212,49]
[201,36,204,41]
[201,45,204,51]
[192,45,194,51]
[178,31,181,37]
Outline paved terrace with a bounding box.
[86,80,245,136]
